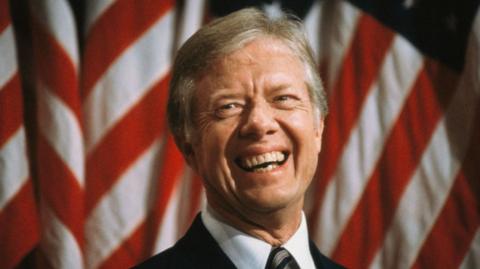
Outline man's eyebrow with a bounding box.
[208,90,243,105]
[270,83,291,91]
[210,90,240,98]
[268,83,300,93]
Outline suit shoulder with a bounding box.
[319,254,346,269]
[309,240,346,269]
[132,238,194,269]
[132,214,235,269]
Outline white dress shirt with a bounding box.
[201,207,316,269]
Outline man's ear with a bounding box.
[315,119,325,154]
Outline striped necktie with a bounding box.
[265,247,300,269]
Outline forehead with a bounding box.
[197,37,306,88]
[221,37,301,70]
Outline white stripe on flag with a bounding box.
[153,176,182,253]
[370,19,480,267]
[83,10,174,152]
[39,201,84,269]
[175,168,200,234]
[177,0,206,46]
[0,26,17,89]
[30,0,79,67]
[85,0,116,35]
[303,0,321,58]
[460,228,480,269]
[0,127,30,210]
[85,139,163,268]
[37,82,84,186]
[369,123,462,269]
[319,1,360,92]
[314,34,423,255]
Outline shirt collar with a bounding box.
[282,212,316,269]
[201,207,316,269]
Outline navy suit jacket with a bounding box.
[134,214,345,269]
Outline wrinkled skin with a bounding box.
[185,37,324,245]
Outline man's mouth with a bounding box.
[235,151,289,172]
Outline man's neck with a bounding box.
[207,198,303,246]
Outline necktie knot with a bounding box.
[265,247,300,269]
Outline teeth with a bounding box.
[240,151,285,169]
[256,163,278,172]
[258,155,265,165]
[245,158,253,168]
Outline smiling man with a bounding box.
[135,7,344,269]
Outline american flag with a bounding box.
[0,1,39,268]
[1,0,479,268]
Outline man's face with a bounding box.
[187,37,323,217]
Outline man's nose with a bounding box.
[238,101,279,140]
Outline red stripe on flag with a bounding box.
[86,75,170,214]
[145,134,185,254]
[0,74,23,146]
[37,134,84,247]
[82,0,174,98]
[309,13,395,232]
[98,221,149,268]
[30,16,82,123]
[412,103,480,269]
[0,182,39,269]
[331,60,459,268]
[187,174,204,225]
[99,134,185,268]
[0,0,10,33]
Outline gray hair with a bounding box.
[167,7,328,154]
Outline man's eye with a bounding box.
[214,103,243,118]
[273,95,298,109]
[275,95,290,101]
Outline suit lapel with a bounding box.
[179,214,343,269]
[309,240,345,269]
[177,214,237,268]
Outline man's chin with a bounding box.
[239,192,300,215]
